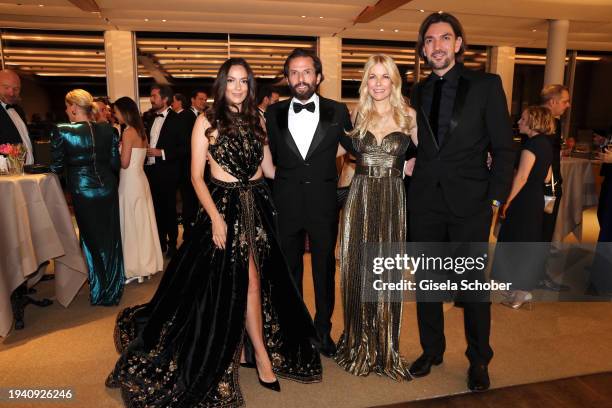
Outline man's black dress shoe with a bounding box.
[467,364,490,392]
[537,278,570,292]
[408,354,443,377]
[166,246,177,259]
[316,333,337,358]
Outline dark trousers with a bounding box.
[590,176,612,293]
[146,166,178,250]
[410,188,493,365]
[278,214,337,337]
[179,176,199,241]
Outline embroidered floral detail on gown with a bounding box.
[335,131,412,381]
[106,124,322,407]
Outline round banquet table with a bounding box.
[0,172,87,337]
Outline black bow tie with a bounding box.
[5,104,16,110]
[155,113,165,118]
[293,101,315,114]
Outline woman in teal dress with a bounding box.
[50,89,124,305]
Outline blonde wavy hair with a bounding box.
[524,106,556,135]
[65,89,98,117]
[350,54,412,138]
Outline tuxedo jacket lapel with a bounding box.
[277,101,303,161]
[440,75,470,150]
[414,85,439,151]
[305,97,333,160]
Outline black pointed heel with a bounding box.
[256,367,280,392]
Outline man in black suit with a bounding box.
[408,13,515,391]
[265,48,353,357]
[589,128,612,294]
[0,70,34,164]
[175,91,200,241]
[145,84,186,258]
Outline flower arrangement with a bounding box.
[0,143,27,175]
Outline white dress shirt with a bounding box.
[190,107,200,118]
[147,107,170,165]
[1,101,34,164]
[288,94,319,159]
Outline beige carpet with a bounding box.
[2,209,611,408]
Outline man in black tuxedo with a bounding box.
[265,48,353,357]
[408,13,515,391]
[145,84,186,258]
[0,70,34,164]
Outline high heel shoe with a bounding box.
[255,366,280,392]
[501,291,533,310]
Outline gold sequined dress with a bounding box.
[106,123,322,407]
[335,131,411,381]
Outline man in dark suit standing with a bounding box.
[145,84,186,258]
[0,70,34,164]
[408,13,515,391]
[265,48,353,357]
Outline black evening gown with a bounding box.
[50,121,124,305]
[106,125,322,408]
[493,134,553,290]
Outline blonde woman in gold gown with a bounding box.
[335,54,418,380]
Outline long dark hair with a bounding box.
[114,96,146,140]
[416,12,467,63]
[205,58,265,143]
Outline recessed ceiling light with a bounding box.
[144,18,149,21]
[301,15,306,18]
[38,4,44,6]
[532,29,537,32]
[394,29,399,33]
[379,28,384,32]
[418,9,425,13]
[162,19,167,22]
[319,16,324,19]
[438,10,444,14]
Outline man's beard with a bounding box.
[290,81,317,101]
[426,52,453,70]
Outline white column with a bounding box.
[104,30,138,102]
[317,37,342,101]
[544,20,570,86]
[488,46,516,111]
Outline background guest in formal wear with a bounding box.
[538,84,572,291]
[93,97,112,124]
[50,89,124,305]
[176,92,199,241]
[335,54,417,380]
[114,96,163,284]
[265,48,354,358]
[408,13,515,391]
[256,85,280,119]
[0,69,34,164]
[494,106,554,309]
[190,88,208,117]
[145,84,186,258]
[172,93,188,114]
[589,129,612,295]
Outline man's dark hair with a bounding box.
[416,12,467,63]
[283,48,324,82]
[150,84,173,104]
[190,88,208,100]
[256,85,278,106]
[173,93,188,108]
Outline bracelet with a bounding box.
[491,199,501,207]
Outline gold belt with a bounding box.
[355,165,402,178]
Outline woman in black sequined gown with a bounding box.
[106,58,322,408]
